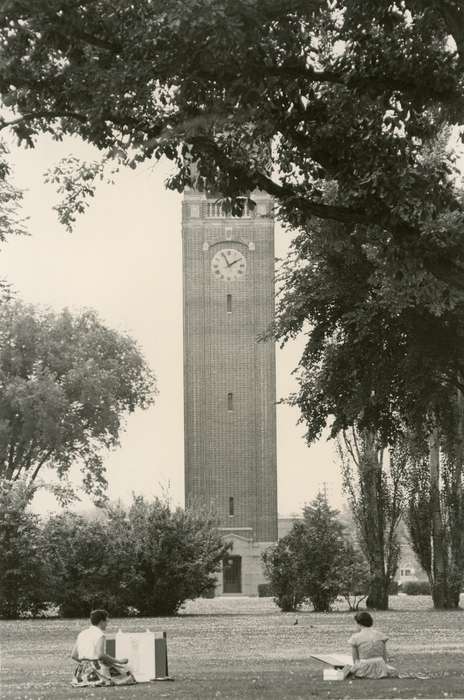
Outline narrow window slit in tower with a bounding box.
[227,392,233,411]
[227,294,232,313]
[229,497,234,516]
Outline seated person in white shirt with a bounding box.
[71,609,136,687]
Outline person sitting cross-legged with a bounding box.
[71,609,136,688]
[343,611,399,680]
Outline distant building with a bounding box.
[395,527,428,584]
[182,188,278,595]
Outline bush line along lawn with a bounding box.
[2,596,464,699]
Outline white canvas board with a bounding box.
[115,631,155,682]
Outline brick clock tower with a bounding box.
[182,189,278,595]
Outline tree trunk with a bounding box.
[429,430,449,608]
[366,573,389,610]
[446,387,464,609]
[341,428,404,611]
[361,432,389,610]
[446,583,461,609]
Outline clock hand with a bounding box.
[222,252,239,268]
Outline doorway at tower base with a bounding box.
[215,532,275,597]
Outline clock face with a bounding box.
[211,248,246,281]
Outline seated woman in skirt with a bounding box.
[344,611,399,679]
[71,609,136,687]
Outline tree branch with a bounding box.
[343,428,360,468]
[188,134,372,227]
[0,111,88,131]
[28,449,54,483]
[6,432,17,480]
[267,64,458,102]
[257,175,372,225]
[57,26,122,53]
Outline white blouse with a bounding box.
[76,625,104,660]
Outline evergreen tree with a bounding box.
[264,493,368,612]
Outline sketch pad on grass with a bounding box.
[310,653,352,668]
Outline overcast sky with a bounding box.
[2,135,344,515]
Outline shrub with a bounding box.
[43,512,131,618]
[107,496,230,615]
[388,580,400,595]
[401,580,431,595]
[263,494,354,612]
[201,584,216,598]
[257,583,273,597]
[262,536,306,611]
[0,481,53,619]
[43,497,229,618]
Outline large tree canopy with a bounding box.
[0,1,463,290]
[275,210,464,442]
[0,299,156,501]
[1,1,464,440]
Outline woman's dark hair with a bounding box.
[354,611,373,627]
[90,609,108,626]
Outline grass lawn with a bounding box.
[2,595,464,700]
